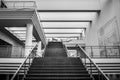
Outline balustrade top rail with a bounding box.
[79,45,120,47]
[78,45,109,80]
[4,1,37,9]
[10,43,38,80]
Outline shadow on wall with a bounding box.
[0,39,12,58]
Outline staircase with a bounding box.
[87,59,120,74]
[24,42,93,80]
[0,58,28,74]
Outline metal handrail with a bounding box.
[42,44,47,57]
[10,44,38,80]
[63,44,69,57]
[78,45,109,80]
[82,45,120,58]
[81,45,120,47]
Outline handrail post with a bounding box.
[24,62,26,77]
[29,56,30,66]
[104,46,107,58]
[10,44,38,80]
[13,2,15,8]
[78,45,109,80]
[98,70,100,80]
[85,55,86,66]
[23,2,25,8]
[17,71,19,80]
[90,60,92,75]
[91,46,93,58]
[118,46,120,58]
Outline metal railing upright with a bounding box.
[63,44,69,57]
[10,44,38,80]
[77,45,109,80]
[83,46,120,58]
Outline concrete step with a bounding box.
[25,77,92,80]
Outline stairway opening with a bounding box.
[24,42,93,80]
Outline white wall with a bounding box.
[86,0,120,56]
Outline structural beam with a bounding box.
[45,33,81,34]
[25,23,33,56]
[37,10,101,12]
[46,36,79,38]
[33,27,41,41]
[0,19,32,27]
[32,11,46,46]
[40,20,92,22]
[0,27,24,45]
[43,27,86,29]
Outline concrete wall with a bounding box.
[86,0,120,56]
[0,31,24,57]
[88,0,120,46]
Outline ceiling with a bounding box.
[5,27,36,41]
[35,0,100,41]
[38,12,98,41]
[3,0,100,42]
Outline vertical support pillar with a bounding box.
[37,41,42,57]
[6,74,9,80]
[80,33,82,40]
[25,23,33,56]
[84,28,86,37]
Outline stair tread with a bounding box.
[27,73,90,75]
[24,42,92,80]
[25,77,92,79]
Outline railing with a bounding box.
[0,45,38,58]
[42,44,47,57]
[63,44,69,56]
[77,45,109,80]
[10,44,38,80]
[3,1,36,9]
[83,46,120,58]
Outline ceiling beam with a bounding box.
[37,10,101,12]
[0,27,24,45]
[12,33,26,34]
[6,30,26,31]
[43,27,86,29]
[33,27,41,42]
[46,37,79,38]
[45,33,81,34]
[40,20,92,22]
